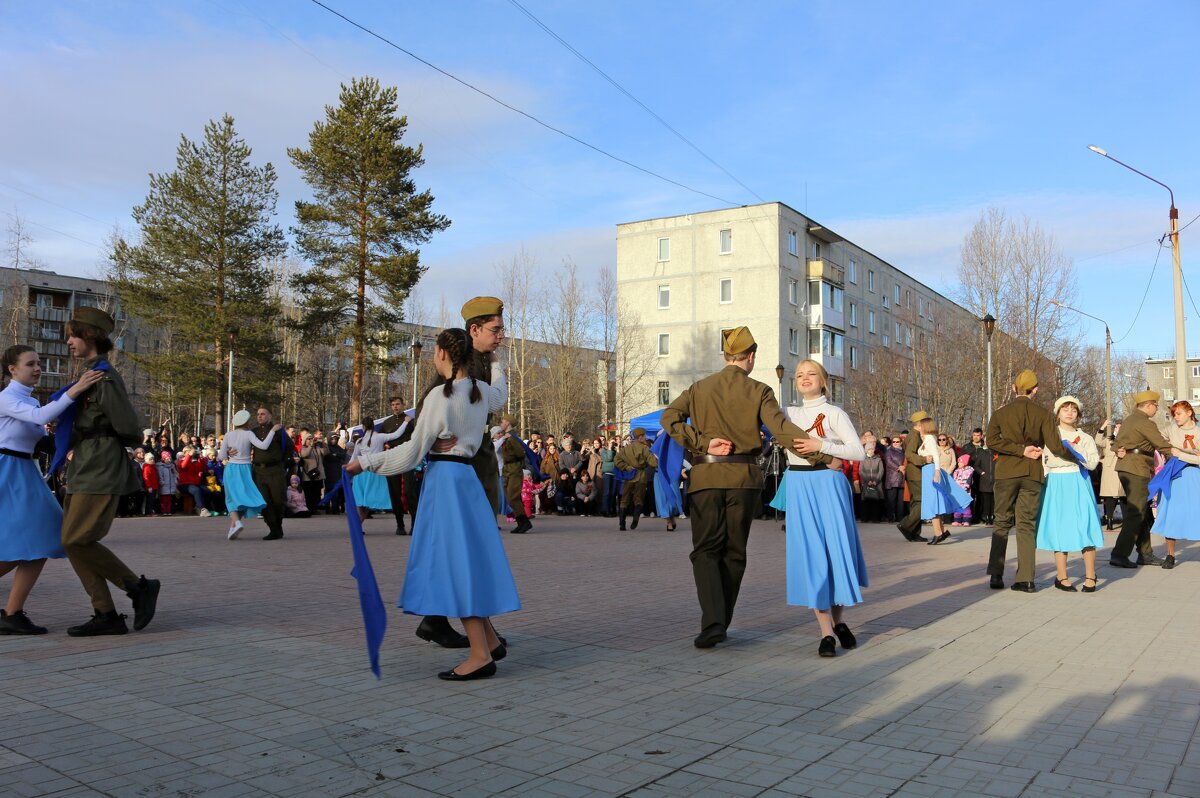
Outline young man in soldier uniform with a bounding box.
[61,307,161,636]
[251,406,291,540]
[498,414,532,534]
[1110,390,1172,568]
[379,396,411,535]
[896,411,933,542]
[661,326,829,649]
[614,427,657,530]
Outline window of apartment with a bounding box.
[75,294,105,309]
[867,269,875,292]
[1193,366,1200,378]
[789,328,800,355]
[830,378,843,404]
[810,241,822,259]
[657,285,670,309]
[828,285,844,312]
[808,329,822,356]
[868,309,876,333]
[1164,366,1174,379]
[883,333,890,347]
[828,331,844,358]
[34,293,55,309]
[882,292,890,309]
[789,383,798,404]
[657,237,670,262]
[927,302,934,322]
[894,285,901,305]
[1192,387,1200,402]
[918,297,925,317]
[657,380,670,406]
[895,321,901,340]
[658,333,670,356]
[719,228,732,254]
[787,230,798,256]
[848,260,857,284]
[849,302,857,327]
[719,328,732,353]
[905,327,912,347]
[1165,388,1176,402]
[788,279,799,305]
[868,352,877,373]
[808,281,820,307]
[849,346,858,369]
[719,278,732,304]
[919,332,926,349]
[905,289,912,308]
[42,356,65,374]
[34,321,63,340]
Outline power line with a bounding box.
[306,0,740,207]
[0,208,103,249]
[1112,240,1165,344]
[1178,209,1200,235]
[0,181,111,225]
[504,0,764,204]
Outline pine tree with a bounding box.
[288,76,450,422]
[110,115,288,431]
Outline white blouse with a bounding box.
[1168,423,1200,466]
[218,427,277,465]
[0,380,75,455]
[351,426,406,458]
[1042,425,1100,474]
[783,395,865,467]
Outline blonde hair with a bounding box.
[793,359,829,395]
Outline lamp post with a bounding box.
[1088,145,1186,401]
[410,337,423,408]
[981,314,996,423]
[774,363,786,521]
[1050,300,1112,425]
[225,324,239,431]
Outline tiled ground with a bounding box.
[1,511,1197,797]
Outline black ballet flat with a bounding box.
[818,636,837,657]
[832,623,857,650]
[437,661,497,681]
[1081,577,1097,593]
[1053,579,1077,592]
[931,532,951,545]
[491,643,507,662]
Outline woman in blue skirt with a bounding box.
[776,359,867,658]
[1036,396,1102,591]
[1152,400,1200,570]
[217,410,280,540]
[0,344,103,634]
[350,418,406,523]
[349,328,517,681]
[917,418,971,545]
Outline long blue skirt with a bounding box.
[1152,464,1200,540]
[1036,471,1104,551]
[399,460,521,618]
[0,454,65,561]
[222,462,265,519]
[352,470,392,511]
[921,463,971,519]
[776,469,868,610]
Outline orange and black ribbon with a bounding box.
[805,413,826,438]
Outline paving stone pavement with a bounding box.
[1,511,1197,797]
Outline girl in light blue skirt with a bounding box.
[917,419,971,545]
[1035,396,1102,592]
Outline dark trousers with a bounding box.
[324,473,344,514]
[253,465,287,536]
[688,488,759,631]
[976,491,994,523]
[988,477,1043,582]
[619,481,646,516]
[62,494,137,612]
[302,480,324,514]
[385,473,407,531]
[1102,496,1123,528]
[861,497,884,523]
[897,474,923,537]
[1113,473,1154,559]
[884,487,903,522]
[471,434,500,514]
[504,473,527,521]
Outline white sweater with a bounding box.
[350,427,406,458]
[1042,425,1099,473]
[783,395,865,466]
[218,427,277,465]
[359,377,504,476]
[1168,423,1200,465]
[0,380,75,454]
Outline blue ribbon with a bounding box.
[1061,438,1090,482]
[339,469,387,679]
[651,430,684,517]
[47,360,110,476]
[1148,456,1189,503]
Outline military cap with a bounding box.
[910,410,931,424]
[1053,395,1082,416]
[1014,369,1038,391]
[461,296,504,321]
[232,409,252,427]
[631,427,647,438]
[72,306,115,335]
[1134,389,1160,405]
[722,326,755,355]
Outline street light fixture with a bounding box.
[226,324,239,431]
[1087,144,1186,401]
[1050,300,1113,426]
[981,314,996,422]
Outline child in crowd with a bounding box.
[156,450,178,516]
[142,452,159,515]
[285,475,311,518]
[203,466,226,515]
[952,454,975,526]
[520,469,537,519]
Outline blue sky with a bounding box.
[2,1,1198,356]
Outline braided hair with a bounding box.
[436,328,482,404]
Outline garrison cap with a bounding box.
[910,410,931,424]
[722,326,755,355]
[1134,389,1161,405]
[461,296,504,321]
[631,427,647,438]
[1014,369,1039,392]
[72,306,115,335]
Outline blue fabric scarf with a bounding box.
[651,430,684,517]
[47,360,110,476]
[1148,456,1188,503]
[1060,438,1090,482]
[340,469,387,678]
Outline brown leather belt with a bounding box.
[696,454,756,464]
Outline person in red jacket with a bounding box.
[141,452,159,516]
[841,457,862,519]
[176,446,207,515]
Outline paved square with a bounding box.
[1,512,1197,797]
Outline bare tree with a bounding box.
[530,258,602,437]
[595,266,657,429]
[496,250,537,434]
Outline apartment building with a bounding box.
[1143,357,1200,405]
[615,202,981,431]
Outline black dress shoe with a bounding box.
[0,609,47,635]
[1109,555,1138,569]
[416,617,470,648]
[930,532,951,545]
[67,610,128,637]
[1009,581,1036,593]
[832,623,857,649]
[1162,555,1177,570]
[1053,579,1078,592]
[437,661,496,681]
[263,532,283,540]
[910,534,928,543]
[491,643,507,662]
[124,575,161,631]
[1137,553,1164,566]
[989,575,1004,590]
[693,623,727,649]
[818,636,836,657]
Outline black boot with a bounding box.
[67,610,128,637]
[124,575,161,631]
[415,616,469,648]
[630,512,639,530]
[618,512,626,531]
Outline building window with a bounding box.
[657,380,670,406]
[33,321,63,340]
[1192,387,1200,401]
[808,329,822,356]
[75,294,106,309]
[927,302,934,322]
[657,237,670,262]
[719,328,732,352]
[867,270,875,292]
[658,333,670,356]
[828,285,844,312]
[788,279,798,305]
[1164,366,1174,379]
[1165,388,1176,402]
[810,241,821,259]
[849,303,857,327]
[918,297,925,317]
[882,292,890,309]
[657,285,670,309]
[719,278,732,304]
[849,346,858,369]
[789,328,799,355]
[868,310,876,333]
[905,289,912,308]
[719,228,732,254]
[789,383,798,404]
[830,378,843,404]
[811,330,845,358]
[868,352,877,372]
[883,333,890,347]
[42,356,65,374]
[905,327,912,347]
[787,230,797,256]
[894,285,901,305]
[1192,366,1200,378]
[895,322,901,340]
[848,260,857,284]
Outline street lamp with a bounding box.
[226,324,239,431]
[1088,145,1186,401]
[981,314,996,422]
[775,363,786,403]
[1050,300,1113,426]
[410,337,423,408]
[773,363,786,521]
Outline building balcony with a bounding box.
[810,351,845,378]
[30,305,69,322]
[806,258,844,285]
[809,304,844,331]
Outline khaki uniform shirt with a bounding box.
[614,441,657,483]
[66,356,143,495]
[985,396,1071,482]
[661,364,824,492]
[499,435,526,481]
[902,431,927,482]
[1113,410,1173,478]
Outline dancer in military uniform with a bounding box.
[379,397,411,535]
[499,415,532,534]
[1110,390,1172,568]
[615,427,657,530]
[984,369,1071,592]
[661,326,829,649]
[252,405,291,541]
[896,411,933,542]
[60,308,161,636]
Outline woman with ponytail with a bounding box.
[348,328,517,681]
